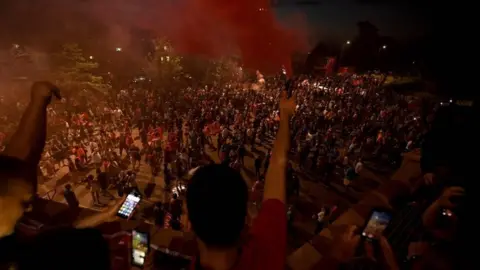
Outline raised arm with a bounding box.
[263,91,295,203]
[2,82,60,167]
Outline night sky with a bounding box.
[275,0,430,42]
[0,0,430,48]
[0,0,475,97]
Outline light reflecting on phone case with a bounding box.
[362,211,392,239]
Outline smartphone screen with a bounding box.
[132,230,149,267]
[362,210,392,240]
[117,193,141,219]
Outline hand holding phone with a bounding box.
[438,186,464,209]
[329,225,360,262]
[361,209,393,241]
[117,192,142,219]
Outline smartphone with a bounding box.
[441,208,453,217]
[131,229,150,268]
[361,209,393,240]
[117,192,142,219]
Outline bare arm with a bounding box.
[263,116,289,203]
[2,98,48,166]
[74,197,124,229]
[263,92,295,203]
[2,82,58,167]
[74,211,116,229]
[422,200,440,230]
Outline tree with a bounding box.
[145,37,242,87]
[51,43,110,96]
[208,57,240,85]
[0,44,49,81]
[184,56,241,86]
[343,21,381,72]
[145,38,183,86]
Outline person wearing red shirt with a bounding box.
[186,91,295,270]
[76,146,86,164]
[125,134,134,147]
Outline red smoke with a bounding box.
[168,0,308,75]
[0,0,309,76]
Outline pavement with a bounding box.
[37,128,390,251]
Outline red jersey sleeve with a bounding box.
[250,199,287,270]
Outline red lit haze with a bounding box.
[169,0,308,75]
[0,0,308,76]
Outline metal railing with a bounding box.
[40,187,57,201]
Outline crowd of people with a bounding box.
[3,73,423,203]
[0,72,474,269]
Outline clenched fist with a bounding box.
[30,81,61,105]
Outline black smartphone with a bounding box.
[117,192,142,219]
[131,229,150,268]
[361,208,393,241]
[441,208,453,217]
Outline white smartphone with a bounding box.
[117,192,141,219]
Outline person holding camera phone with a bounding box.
[317,225,399,270]
[185,91,295,270]
[0,82,124,269]
[422,186,465,232]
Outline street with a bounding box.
[37,127,389,251]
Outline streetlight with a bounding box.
[115,47,122,52]
[346,40,351,45]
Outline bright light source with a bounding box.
[166,56,170,61]
[160,57,164,62]
[13,44,19,49]
[115,47,122,52]
[89,56,94,60]
[346,40,351,45]
[382,45,387,49]
[449,99,453,103]
[164,46,168,51]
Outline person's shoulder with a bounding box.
[0,233,17,266]
[258,199,285,213]
[35,227,103,240]
[21,227,110,269]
